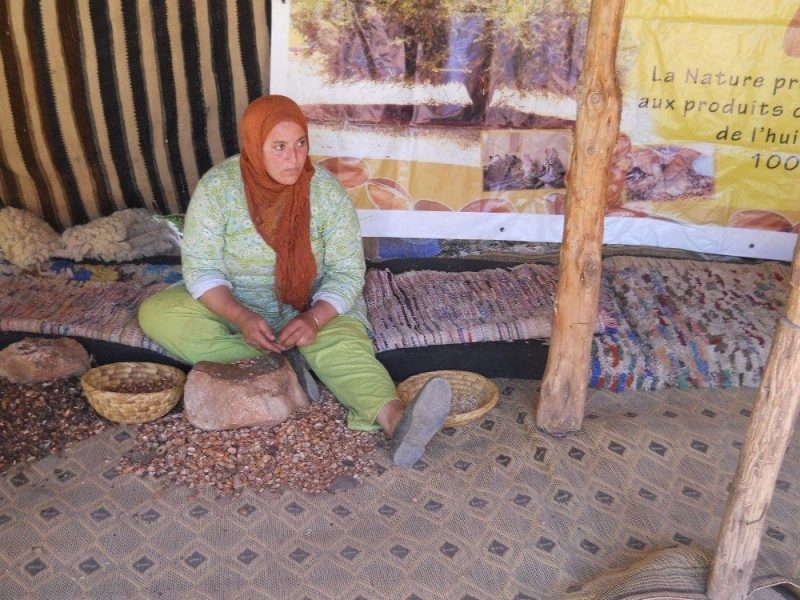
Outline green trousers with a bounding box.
[138,284,397,430]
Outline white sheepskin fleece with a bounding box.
[0,207,64,268]
[58,208,181,262]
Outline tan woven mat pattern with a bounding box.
[1,383,798,599]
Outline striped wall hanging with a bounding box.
[0,0,271,230]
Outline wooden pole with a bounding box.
[707,238,800,599]
[536,0,625,434]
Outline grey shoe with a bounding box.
[390,377,452,468]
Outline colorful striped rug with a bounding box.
[363,257,789,391]
[365,263,619,351]
[0,259,181,354]
[0,276,169,354]
[0,256,790,392]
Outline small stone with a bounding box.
[0,337,90,383]
[326,474,359,493]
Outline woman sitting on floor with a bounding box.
[138,95,450,467]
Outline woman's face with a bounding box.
[262,120,308,185]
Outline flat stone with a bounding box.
[0,337,90,383]
[183,354,310,431]
[326,474,359,494]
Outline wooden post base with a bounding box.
[707,240,800,599]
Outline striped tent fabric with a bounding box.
[0,0,271,231]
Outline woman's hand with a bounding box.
[197,286,287,353]
[277,313,319,348]
[277,301,337,348]
[236,311,288,353]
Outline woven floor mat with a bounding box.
[365,263,619,352]
[591,257,790,391]
[1,383,797,599]
[568,547,799,599]
[0,255,792,392]
[0,276,170,354]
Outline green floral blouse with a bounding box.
[182,155,369,331]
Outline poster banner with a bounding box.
[271,1,800,260]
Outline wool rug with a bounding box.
[0,256,791,392]
[591,257,790,392]
[364,263,619,352]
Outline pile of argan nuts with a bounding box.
[117,390,381,496]
[1,376,107,474]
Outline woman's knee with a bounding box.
[138,285,198,343]
[298,317,368,374]
[138,292,164,336]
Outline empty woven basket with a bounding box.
[81,362,186,424]
[397,370,499,428]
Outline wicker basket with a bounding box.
[397,370,499,428]
[80,362,186,424]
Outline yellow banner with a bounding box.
[272,0,800,258]
[623,1,800,230]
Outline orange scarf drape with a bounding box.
[239,95,317,311]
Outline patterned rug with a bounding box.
[0,256,790,392]
[0,258,183,286]
[0,276,171,354]
[365,264,619,352]
[1,384,798,598]
[0,259,181,354]
[591,257,790,392]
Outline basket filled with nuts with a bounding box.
[81,362,186,424]
[397,370,499,428]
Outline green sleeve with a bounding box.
[181,158,240,293]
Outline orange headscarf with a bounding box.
[239,95,317,311]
